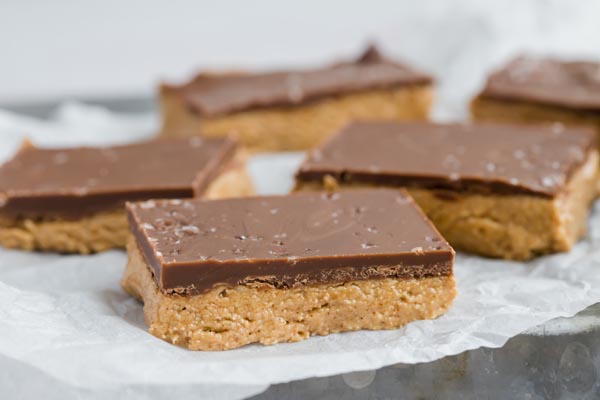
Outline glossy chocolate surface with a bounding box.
[479,55,600,111]
[127,190,453,295]
[174,46,433,116]
[0,137,236,219]
[295,121,596,198]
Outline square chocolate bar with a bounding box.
[0,137,252,253]
[160,46,433,152]
[295,121,599,260]
[122,190,455,350]
[471,55,600,136]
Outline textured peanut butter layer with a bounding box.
[0,137,253,253]
[295,122,599,259]
[471,56,600,133]
[160,46,434,151]
[122,190,456,350]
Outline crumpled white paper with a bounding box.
[2,103,600,400]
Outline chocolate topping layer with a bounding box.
[296,121,596,198]
[0,137,236,219]
[173,46,433,117]
[480,56,600,111]
[127,190,453,295]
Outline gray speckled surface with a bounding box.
[252,306,600,399]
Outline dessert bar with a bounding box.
[471,56,600,135]
[0,137,252,253]
[295,121,599,260]
[160,46,434,152]
[122,190,456,350]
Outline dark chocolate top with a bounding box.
[479,55,600,111]
[0,137,236,219]
[127,190,453,295]
[173,46,433,116]
[296,121,596,198]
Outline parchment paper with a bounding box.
[1,104,600,400]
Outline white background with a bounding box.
[2,0,600,119]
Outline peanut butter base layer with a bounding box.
[121,239,456,351]
[161,85,433,152]
[0,163,253,254]
[471,97,600,134]
[297,151,599,260]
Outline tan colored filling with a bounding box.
[0,209,128,254]
[121,236,456,351]
[160,85,434,152]
[296,151,599,260]
[471,96,600,133]
[201,151,254,200]
[0,159,253,254]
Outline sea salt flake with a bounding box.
[140,200,156,209]
[449,172,460,181]
[541,176,557,188]
[180,225,201,234]
[411,246,424,254]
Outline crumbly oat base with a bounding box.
[296,151,599,260]
[161,85,434,152]
[0,161,253,253]
[121,237,456,351]
[471,96,600,134]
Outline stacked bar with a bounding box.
[295,121,599,260]
[122,190,456,350]
[0,137,252,253]
[160,46,434,152]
